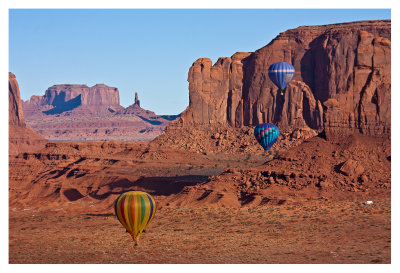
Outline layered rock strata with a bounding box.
[180,20,390,139]
[22,89,179,142]
[23,84,123,116]
[9,72,48,155]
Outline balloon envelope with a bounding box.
[114,191,156,243]
[254,123,279,151]
[268,62,295,90]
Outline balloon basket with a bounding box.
[265,150,276,159]
[130,234,139,246]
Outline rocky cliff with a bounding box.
[9,72,48,155]
[23,83,123,116]
[180,20,391,139]
[22,90,180,142]
[9,72,25,127]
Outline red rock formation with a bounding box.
[9,72,25,127]
[23,83,123,116]
[180,20,390,139]
[117,92,155,117]
[21,90,179,142]
[134,92,140,107]
[163,133,390,208]
[181,52,251,126]
[9,72,48,155]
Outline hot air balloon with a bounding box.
[268,62,295,95]
[254,123,279,155]
[114,191,156,245]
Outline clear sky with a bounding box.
[9,9,390,115]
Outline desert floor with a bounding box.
[9,135,391,264]
[9,197,390,264]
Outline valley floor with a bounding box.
[9,197,390,264]
[9,134,391,264]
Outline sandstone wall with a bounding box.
[9,72,25,127]
[31,83,121,107]
[9,73,48,155]
[181,52,251,126]
[181,20,391,139]
[23,83,123,117]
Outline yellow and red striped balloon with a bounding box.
[114,191,156,244]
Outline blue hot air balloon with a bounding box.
[268,62,295,94]
[254,123,279,152]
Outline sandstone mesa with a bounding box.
[22,84,179,142]
[180,20,390,140]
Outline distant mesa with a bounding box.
[23,83,123,116]
[22,86,180,142]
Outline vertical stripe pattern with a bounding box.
[114,191,156,242]
[254,123,279,151]
[268,62,295,90]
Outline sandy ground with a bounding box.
[8,135,391,264]
[9,197,390,264]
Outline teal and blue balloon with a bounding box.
[254,123,279,151]
[268,62,295,91]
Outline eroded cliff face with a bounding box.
[181,52,252,126]
[23,84,123,116]
[181,20,390,139]
[9,72,25,127]
[9,73,48,155]
[20,89,179,142]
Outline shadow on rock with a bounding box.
[89,175,210,200]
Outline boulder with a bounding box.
[340,159,365,177]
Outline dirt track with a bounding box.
[9,198,390,264]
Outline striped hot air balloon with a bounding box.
[114,191,156,245]
[254,123,279,153]
[268,62,295,95]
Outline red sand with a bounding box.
[9,133,391,263]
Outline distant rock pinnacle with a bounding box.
[134,92,140,107]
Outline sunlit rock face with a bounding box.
[181,20,390,139]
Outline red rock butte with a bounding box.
[23,83,123,116]
[22,84,179,142]
[180,20,390,140]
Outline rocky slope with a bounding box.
[9,133,390,213]
[179,20,390,140]
[152,122,317,155]
[9,72,48,155]
[163,133,390,208]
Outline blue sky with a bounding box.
[9,9,390,115]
